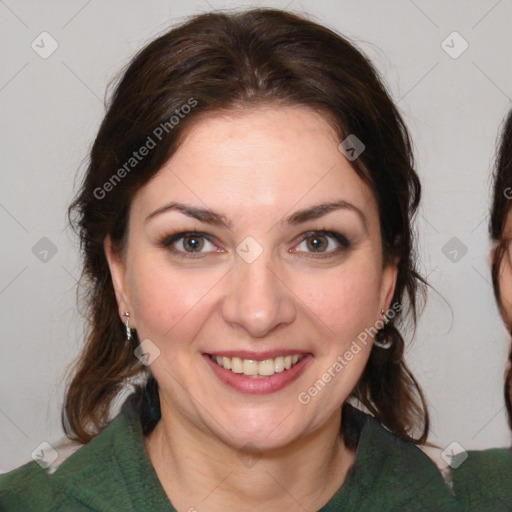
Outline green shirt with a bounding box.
[451,447,512,511]
[0,396,461,511]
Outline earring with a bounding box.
[122,312,131,343]
[374,309,392,349]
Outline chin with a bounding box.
[209,410,308,452]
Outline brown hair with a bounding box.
[490,109,512,427]
[65,8,429,444]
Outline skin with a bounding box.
[106,106,397,511]
[495,208,512,330]
[494,209,512,403]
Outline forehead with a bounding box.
[133,106,378,226]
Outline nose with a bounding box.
[221,256,297,338]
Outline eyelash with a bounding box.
[295,230,351,257]
[159,230,351,259]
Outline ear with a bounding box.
[379,259,398,314]
[104,235,133,324]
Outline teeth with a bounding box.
[232,357,243,373]
[259,359,275,376]
[211,354,305,376]
[243,360,258,376]
[274,356,285,373]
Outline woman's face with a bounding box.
[496,208,512,330]
[107,106,397,451]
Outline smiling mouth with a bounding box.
[208,354,306,377]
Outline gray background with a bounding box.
[1,0,511,472]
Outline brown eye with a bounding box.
[182,235,205,252]
[160,232,220,256]
[294,230,351,256]
[306,234,329,252]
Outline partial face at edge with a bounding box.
[106,106,397,451]
[495,208,512,330]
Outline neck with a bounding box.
[144,402,356,511]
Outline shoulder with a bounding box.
[361,415,448,480]
[0,388,172,512]
[0,413,130,512]
[451,447,512,511]
[0,460,54,512]
[343,411,458,511]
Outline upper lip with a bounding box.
[206,350,310,361]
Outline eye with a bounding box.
[160,232,221,256]
[294,230,350,256]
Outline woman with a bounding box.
[450,111,512,511]
[0,9,460,511]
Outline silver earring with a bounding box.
[122,312,131,342]
[374,309,392,349]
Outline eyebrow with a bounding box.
[145,200,368,232]
[285,200,368,231]
[145,202,233,229]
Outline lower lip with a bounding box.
[204,354,313,395]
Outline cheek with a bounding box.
[294,261,382,338]
[499,260,512,330]
[126,254,222,342]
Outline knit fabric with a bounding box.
[451,447,512,512]
[0,396,464,511]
